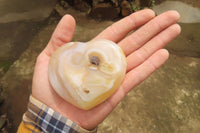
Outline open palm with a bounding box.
[32,9,180,130]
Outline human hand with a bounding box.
[32,9,180,130]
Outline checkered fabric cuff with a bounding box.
[22,95,97,133]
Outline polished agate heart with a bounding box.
[48,39,127,110]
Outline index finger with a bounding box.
[94,9,155,42]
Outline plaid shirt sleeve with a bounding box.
[17,95,97,133]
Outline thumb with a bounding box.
[44,14,76,56]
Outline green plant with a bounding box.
[0,61,12,73]
[150,0,155,7]
[130,0,156,12]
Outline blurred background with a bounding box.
[0,0,199,132]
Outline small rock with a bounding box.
[74,0,91,12]
[130,0,140,11]
[60,0,69,9]
[0,117,6,129]
[111,0,119,7]
[93,0,104,6]
[140,0,151,7]
[90,3,120,20]
[121,0,133,17]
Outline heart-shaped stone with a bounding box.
[48,39,127,110]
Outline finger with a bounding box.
[94,9,155,42]
[119,10,180,56]
[126,24,181,72]
[107,49,169,107]
[44,14,76,56]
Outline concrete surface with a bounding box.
[153,1,200,23]
[0,0,58,23]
